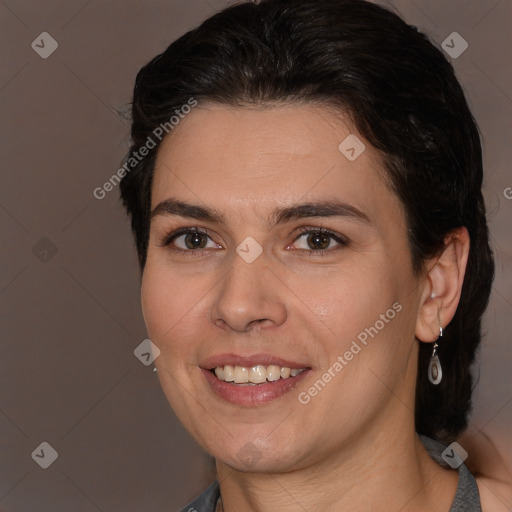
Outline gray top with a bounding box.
[179,436,481,511]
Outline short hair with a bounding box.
[120,0,495,442]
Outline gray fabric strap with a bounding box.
[419,435,482,512]
[180,480,219,512]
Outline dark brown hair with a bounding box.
[120,0,494,442]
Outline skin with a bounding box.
[459,429,512,511]
[141,103,471,511]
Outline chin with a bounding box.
[220,448,297,473]
[206,432,307,473]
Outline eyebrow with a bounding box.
[150,197,372,226]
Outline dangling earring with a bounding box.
[428,327,443,385]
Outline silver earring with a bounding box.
[428,327,443,385]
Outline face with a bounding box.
[141,103,426,473]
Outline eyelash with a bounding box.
[159,226,349,256]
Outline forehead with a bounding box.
[150,103,398,224]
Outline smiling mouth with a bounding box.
[211,364,307,385]
[202,364,311,405]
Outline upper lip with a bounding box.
[201,353,310,370]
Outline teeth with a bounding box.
[212,364,305,384]
[233,366,249,383]
[223,365,234,382]
[214,366,224,380]
[249,365,267,384]
[267,365,281,381]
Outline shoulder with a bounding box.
[457,430,512,512]
[476,476,512,512]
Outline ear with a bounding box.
[415,227,470,342]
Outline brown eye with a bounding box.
[306,232,331,250]
[161,228,221,252]
[183,231,208,249]
[290,228,349,253]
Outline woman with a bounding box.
[120,0,498,510]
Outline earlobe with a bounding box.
[415,227,470,343]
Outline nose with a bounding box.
[210,254,287,333]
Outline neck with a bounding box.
[216,413,458,512]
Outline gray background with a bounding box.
[1,1,511,510]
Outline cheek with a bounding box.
[141,263,193,347]
[141,258,220,365]
[303,260,413,384]
[302,261,396,337]
[141,267,170,341]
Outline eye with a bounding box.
[289,228,348,253]
[160,228,221,251]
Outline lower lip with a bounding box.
[201,368,311,406]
